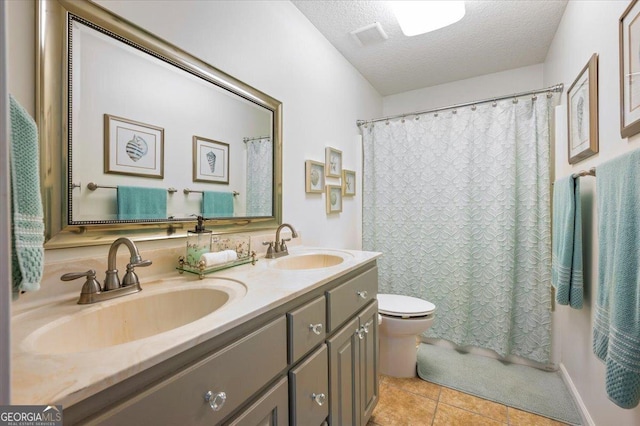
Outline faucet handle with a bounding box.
[280,238,291,252]
[262,241,275,258]
[61,269,102,295]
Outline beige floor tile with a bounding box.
[439,386,508,423]
[507,407,568,426]
[383,375,442,400]
[370,382,437,426]
[433,402,506,426]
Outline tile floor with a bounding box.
[368,375,570,426]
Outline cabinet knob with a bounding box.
[356,327,365,340]
[204,391,227,411]
[363,320,374,334]
[356,290,368,299]
[311,392,326,406]
[309,323,324,335]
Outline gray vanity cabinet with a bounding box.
[289,344,329,425]
[327,301,379,426]
[225,377,289,426]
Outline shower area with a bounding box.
[245,136,273,217]
[362,86,561,365]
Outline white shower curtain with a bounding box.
[363,95,555,363]
[246,137,273,217]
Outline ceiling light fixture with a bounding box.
[389,1,466,37]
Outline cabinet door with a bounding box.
[359,301,379,424]
[326,317,360,426]
[289,344,329,426]
[226,377,288,426]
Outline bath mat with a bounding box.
[417,344,582,425]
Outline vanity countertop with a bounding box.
[10,247,381,408]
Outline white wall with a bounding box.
[544,1,640,425]
[382,63,544,117]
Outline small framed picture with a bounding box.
[325,147,342,178]
[305,160,325,193]
[326,185,342,214]
[104,114,164,178]
[620,0,640,137]
[342,169,356,196]
[193,136,229,184]
[567,53,598,164]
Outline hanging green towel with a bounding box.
[9,95,45,299]
[551,175,583,309]
[202,191,234,217]
[593,148,640,408]
[117,186,167,220]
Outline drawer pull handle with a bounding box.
[311,392,326,406]
[356,290,368,299]
[309,323,324,335]
[204,391,227,412]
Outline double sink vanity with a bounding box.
[11,246,381,425]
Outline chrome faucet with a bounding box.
[61,237,152,304]
[264,223,299,259]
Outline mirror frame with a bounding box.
[37,0,283,249]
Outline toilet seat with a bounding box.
[377,294,436,318]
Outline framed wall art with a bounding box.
[305,160,325,193]
[567,53,599,164]
[342,169,356,196]
[325,147,342,178]
[326,185,342,214]
[620,0,640,137]
[104,114,164,178]
[193,136,229,184]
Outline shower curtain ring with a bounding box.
[471,105,477,111]
[401,116,406,123]
[492,100,497,107]
[452,109,457,114]
[532,94,538,101]
[512,97,518,104]
[546,91,553,98]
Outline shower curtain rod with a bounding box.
[243,135,270,143]
[356,83,564,127]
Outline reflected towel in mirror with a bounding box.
[117,186,167,220]
[202,191,234,217]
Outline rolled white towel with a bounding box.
[199,250,239,267]
[224,249,238,262]
[200,251,230,267]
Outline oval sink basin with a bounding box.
[271,253,344,270]
[23,285,238,354]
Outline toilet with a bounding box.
[377,293,436,378]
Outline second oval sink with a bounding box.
[22,283,242,354]
[270,253,345,270]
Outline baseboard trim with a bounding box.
[559,363,595,426]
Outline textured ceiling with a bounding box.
[292,0,568,96]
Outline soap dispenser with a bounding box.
[185,216,212,267]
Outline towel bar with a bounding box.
[183,188,240,197]
[571,167,596,178]
[84,182,178,193]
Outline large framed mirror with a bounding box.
[38,0,282,248]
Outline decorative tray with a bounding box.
[177,252,257,279]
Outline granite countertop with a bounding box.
[10,246,381,408]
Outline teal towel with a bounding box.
[202,191,234,217]
[551,175,583,309]
[117,186,167,220]
[593,148,640,408]
[9,95,45,299]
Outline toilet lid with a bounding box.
[377,294,436,318]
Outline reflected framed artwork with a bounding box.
[620,0,640,137]
[193,136,229,184]
[325,147,342,178]
[342,169,356,196]
[567,53,598,164]
[326,185,342,214]
[104,114,164,178]
[305,160,325,193]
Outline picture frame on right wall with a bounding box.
[342,169,356,196]
[620,0,640,138]
[567,53,599,164]
[326,185,342,214]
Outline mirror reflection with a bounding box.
[69,17,273,223]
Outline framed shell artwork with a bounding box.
[326,185,342,214]
[305,160,325,193]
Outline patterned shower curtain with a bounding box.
[363,95,555,363]
[246,137,273,217]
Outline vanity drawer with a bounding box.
[326,266,378,333]
[289,344,329,426]
[95,316,287,426]
[288,296,326,364]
